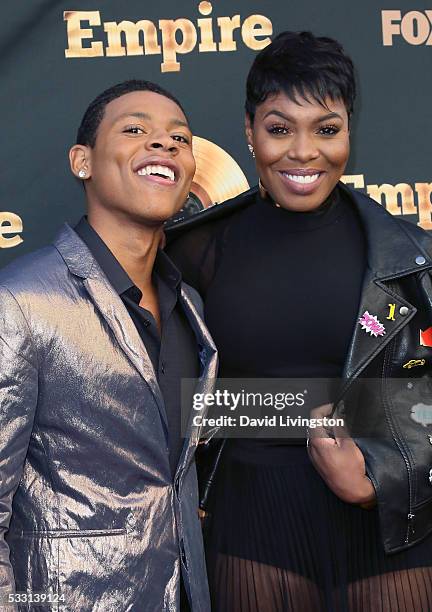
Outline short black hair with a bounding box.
[76,79,188,147]
[245,31,356,122]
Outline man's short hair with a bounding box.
[76,80,187,147]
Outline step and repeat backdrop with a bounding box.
[0,0,430,266]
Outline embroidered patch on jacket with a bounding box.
[358,311,386,337]
[420,327,432,347]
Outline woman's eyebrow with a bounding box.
[263,110,343,122]
[315,112,343,122]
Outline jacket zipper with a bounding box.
[382,341,415,544]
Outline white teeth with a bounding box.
[137,164,175,181]
[284,173,320,184]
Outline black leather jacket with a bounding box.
[167,183,432,554]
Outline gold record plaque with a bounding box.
[168,136,249,223]
[191,136,249,208]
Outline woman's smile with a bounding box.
[277,168,326,195]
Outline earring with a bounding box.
[248,144,255,158]
[259,179,280,207]
[78,169,87,179]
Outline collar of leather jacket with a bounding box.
[166,181,432,282]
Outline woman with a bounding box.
[166,32,432,611]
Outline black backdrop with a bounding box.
[1,0,431,267]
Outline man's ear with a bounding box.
[245,114,253,149]
[69,144,92,180]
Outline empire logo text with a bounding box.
[64,2,273,72]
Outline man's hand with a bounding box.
[307,404,376,506]
[197,508,207,522]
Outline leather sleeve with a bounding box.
[0,287,38,606]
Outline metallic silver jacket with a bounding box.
[0,225,217,611]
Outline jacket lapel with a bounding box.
[342,268,416,383]
[176,285,218,471]
[83,277,166,419]
[53,224,167,427]
[339,184,432,396]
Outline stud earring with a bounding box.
[78,169,87,179]
[248,144,255,159]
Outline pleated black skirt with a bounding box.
[204,443,432,612]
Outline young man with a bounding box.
[0,80,216,611]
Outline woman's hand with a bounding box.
[307,404,376,506]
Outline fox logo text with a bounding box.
[382,10,432,46]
